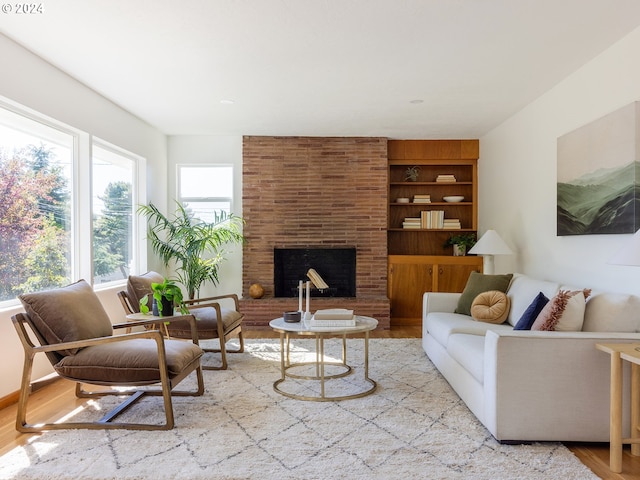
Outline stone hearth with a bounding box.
[241,136,390,329]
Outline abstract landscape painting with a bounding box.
[557,102,640,236]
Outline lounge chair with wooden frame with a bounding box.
[119,271,244,370]
[12,279,204,432]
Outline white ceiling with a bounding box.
[2,0,640,138]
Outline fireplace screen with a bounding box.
[273,248,356,297]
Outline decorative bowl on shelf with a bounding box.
[396,197,410,203]
[443,196,464,203]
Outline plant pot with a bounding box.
[452,244,466,256]
[152,296,174,317]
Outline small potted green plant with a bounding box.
[444,233,476,256]
[139,278,189,317]
[404,166,420,182]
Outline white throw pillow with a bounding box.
[583,293,640,332]
[505,274,560,326]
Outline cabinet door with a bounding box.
[388,261,433,325]
[436,263,481,292]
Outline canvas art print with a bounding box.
[557,102,640,236]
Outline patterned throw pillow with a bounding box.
[531,289,592,331]
[513,292,549,330]
[470,290,511,324]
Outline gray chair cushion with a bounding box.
[54,338,203,383]
[19,280,113,356]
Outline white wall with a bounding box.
[167,136,244,297]
[0,34,168,400]
[480,26,640,294]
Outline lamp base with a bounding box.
[482,255,495,275]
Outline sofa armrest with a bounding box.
[422,291,461,317]
[483,329,640,442]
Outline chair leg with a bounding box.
[15,351,36,432]
[201,329,244,370]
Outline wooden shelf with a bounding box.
[387,139,478,256]
[386,140,481,326]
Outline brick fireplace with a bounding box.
[241,136,390,329]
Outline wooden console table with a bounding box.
[596,343,640,473]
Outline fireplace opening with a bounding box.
[274,248,356,298]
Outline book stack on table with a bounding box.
[308,309,356,329]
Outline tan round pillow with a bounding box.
[470,290,510,324]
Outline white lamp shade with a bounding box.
[468,229,513,255]
[608,229,640,266]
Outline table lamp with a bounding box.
[608,229,640,266]
[468,229,513,274]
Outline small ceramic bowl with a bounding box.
[443,196,464,203]
[396,197,410,203]
[283,311,301,323]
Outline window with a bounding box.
[0,106,74,302]
[0,99,146,306]
[92,143,137,285]
[177,165,233,222]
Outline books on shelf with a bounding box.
[402,217,421,229]
[420,210,444,229]
[399,213,461,230]
[436,174,456,183]
[413,194,431,203]
[443,218,461,229]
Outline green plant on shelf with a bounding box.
[443,233,476,249]
[404,166,420,182]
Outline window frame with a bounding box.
[176,164,234,219]
[0,96,147,308]
[91,138,146,288]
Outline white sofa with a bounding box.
[422,273,640,443]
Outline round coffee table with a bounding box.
[269,315,378,401]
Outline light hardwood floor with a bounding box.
[1,325,639,479]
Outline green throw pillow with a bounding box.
[455,272,514,316]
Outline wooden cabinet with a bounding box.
[388,255,483,326]
[387,140,481,326]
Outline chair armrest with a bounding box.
[113,314,200,345]
[184,293,240,310]
[33,329,166,356]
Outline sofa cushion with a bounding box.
[425,311,513,348]
[471,290,510,324]
[455,272,513,316]
[583,293,640,332]
[531,289,591,331]
[447,333,486,384]
[506,274,560,326]
[19,280,113,356]
[513,292,549,330]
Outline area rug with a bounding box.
[0,339,598,480]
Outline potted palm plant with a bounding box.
[138,201,244,299]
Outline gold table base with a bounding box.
[273,331,377,402]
